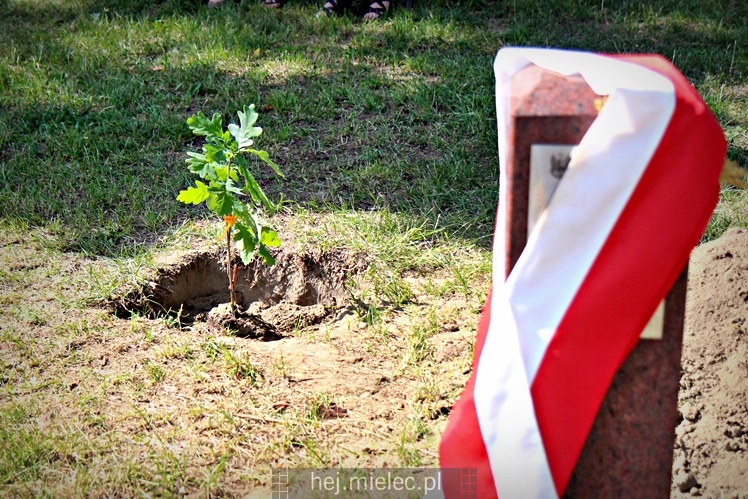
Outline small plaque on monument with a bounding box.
[527,143,666,341]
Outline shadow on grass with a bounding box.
[0,0,745,254]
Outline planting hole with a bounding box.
[111,248,367,338]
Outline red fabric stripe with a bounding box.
[439,288,498,499]
[530,54,726,495]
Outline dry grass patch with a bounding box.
[0,221,487,496]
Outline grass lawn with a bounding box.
[1,0,746,496]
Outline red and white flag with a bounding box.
[439,48,726,498]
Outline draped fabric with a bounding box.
[439,48,726,499]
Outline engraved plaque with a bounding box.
[528,144,575,235]
[528,144,665,340]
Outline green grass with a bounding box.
[1,0,747,495]
[1,0,745,256]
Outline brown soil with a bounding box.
[673,228,748,498]
[110,247,367,336]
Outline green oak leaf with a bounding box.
[229,168,239,182]
[176,181,210,205]
[185,152,213,179]
[187,112,223,137]
[260,227,281,247]
[232,201,250,220]
[237,164,272,210]
[225,177,243,196]
[203,144,227,165]
[205,190,235,216]
[247,148,284,178]
[234,223,258,265]
[258,245,276,266]
[228,105,263,150]
[214,165,229,182]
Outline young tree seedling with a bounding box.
[177,105,283,314]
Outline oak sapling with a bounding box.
[177,105,283,314]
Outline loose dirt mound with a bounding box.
[673,228,748,497]
[110,247,367,337]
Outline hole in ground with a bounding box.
[110,247,368,337]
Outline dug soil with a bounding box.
[673,227,748,498]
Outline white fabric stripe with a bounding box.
[474,48,676,499]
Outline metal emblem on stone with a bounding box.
[528,144,664,340]
[528,144,576,235]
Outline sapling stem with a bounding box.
[232,264,238,299]
[226,228,237,314]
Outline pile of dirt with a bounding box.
[673,228,748,497]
